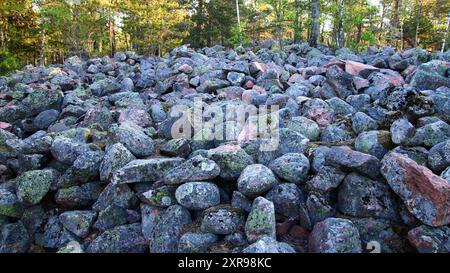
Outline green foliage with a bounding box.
[228,23,251,48]
[0,48,21,75]
[0,0,449,75]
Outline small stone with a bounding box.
[237,164,277,198]
[160,138,191,158]
[50,137,90,165]
[178,232,218,253]
[99,143,136,182]
[391,118,415,145]
[326,146,381,179]
[33,109,59,130]
[355,130,393,160]
[150,205,192,253]
[351,112,378,134]
[306,194,336,225]
[87,223,147,253]
[164,155,220,185]
[0,189,24,218]
[55,182,103,208]
[265,183,304,218]
[307,166,346,192]
[207,144,254,181]
[428,140,450,174]
[242,236,295,253]
[408,225,450,253]
[231,191,252,213]
[269,153,310,184]
[175,182,220,210]
[338,172,400,221]
[111,122,156,158]
[201,206,245,235]
[92,183,138,212]
[59,210,97,238]
[0,221,30,253]
[57,241,84,253]
[16,169,56,205]
[93,205,128,232]
[245,197,276,243]
[285,117,320,141]
[112,158,184,184]
[308,218,362,253]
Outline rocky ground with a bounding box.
[0,42,449,253]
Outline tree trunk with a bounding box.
[442,12,450,53]
[294,0,302,43]
[391,0,401,47]
[310,0,320,48]
[109,0,116,57]
[414,0,421,48]
[39,27,45,66]
[337,0,345,48]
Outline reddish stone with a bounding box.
[402,65,417,77]
[353,77,370,90]
[288,73,305,83]
[0,122,12,131]
[344,60,378,77]
[383,73,405,87]
[381,152,450,227]
[244,80,254,89]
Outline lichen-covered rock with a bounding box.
[55,182,103,209]
[111,122,156,158]
[265,183,304,218]
[16,169,57,205]
[87,223,147,253]
[112,158,184,184]
[428,140,450,174]
[93,205,128,232]
[0,189,23,218]
[407,225,450,253]
[201,206,245,235]
[326,146,381,179]
[391,118,415,146]
[175,182,220,210]
[207,144,254,181]
[160,138,191,158]
[355,130,393,160]
[351,217,405,253]
[245,197,276,243]
[164,155,220,185]
[242,236,296,253]
[308,218,362,253]
[50,137,90,165]
[307,166,346,192]
[269,153,310,184]
[92,183,138,212]
[0,221,30,253]
[177,232,218,253]
[351,112,379,134]
[139,185,176,208]
[285,117,320,141]
[338,172,400,221]
[237,164,277,198]
[149,205,192,253]
[381,152,450,226]
[99,143,136,182]
[59,210,97,238]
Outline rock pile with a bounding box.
[0,43,449,253]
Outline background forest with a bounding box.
[0,0,449,74]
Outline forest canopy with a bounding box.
[0,0,449,74]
